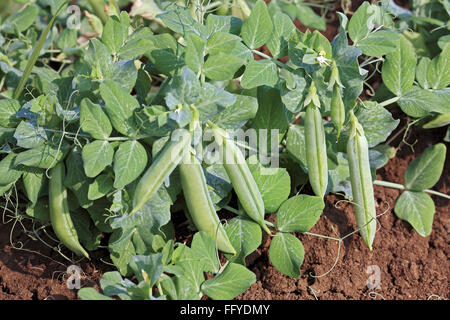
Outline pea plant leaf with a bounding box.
[426,44,450,90]
[203,53,245,81]
[113,140,148,189]
[14,140,69,169]
[100,80,139,137]
[266,12,296,58]
[80,98,112,140]
[347,1,376,43]
[404,143,446,191]
[22,167,46,204]
[185,33,206,74]
[224,216,262,265]
[397,86,448,118]
[277,195,324,233]
[82,141,114,178]
[268,232,305,278]
[201,263,256,300]
[382,34,417,96]
[241,0,273,50]
[0,99,21,127]
[0,152,23,186]
[205,14,243,37]
[190,231,220,274]
[394,191,435,237]
[356,30,400,57]
[241,59,279,89]
[156,2,207,39]
[247,156,291,213]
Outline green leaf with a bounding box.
[146,34,185,76]
[203,53,245,81]
[356,30,399,56]
[241,0,273,50]
[241,59,278,89]
[423,113,450,129]
[206,32,241,56]
[286,124,307,168]
[354,102,400,147]
[100,80,139,137]
[224,216,262,265]
[56,29,77,51]
[394,191,435,237]
[157,3,207,39]
[102,16,127,55]
[251,87,289,150]
[14,121,47,149]
[0,99,20,127]
[113,140,148,188]
[426,44,450,90]
[23,167,46,203]
[190,231,220,274]
[78,288,113,300]
[348,1,376,43]
[0,152,22,186]
[88,173,114,200]
[293,4,325,30]
[416,57,431,89]
[266,12,295,58]
[80,98,112,140]
[397,86,448,118]
[25,198,50,222]
[82,141,114,178]
[109,229,137,276]
[118,27,153,60]
[205,14,242,37]
[64,147,93,208]
[14,141,69,169]
[210,94,258,129]
[129,254,164,286]
[404,143,446,191]
[268,232,304,278]
[201,263,256,300]
[2,4,38,34]
[84,39,114,80]
[185,33,205,74]
[382,34,417,96]
[277,195,324,233]
[247,157,291,213]
[111,60,138,92]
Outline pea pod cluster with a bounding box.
[209,123,270,234]
[179,150,236,254]
[347,110,377,250]
[131,129,192,214]
[49,162,89,258]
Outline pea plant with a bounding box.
[0,0,448,300]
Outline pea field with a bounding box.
[0,0,448,301]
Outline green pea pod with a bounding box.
[305,102,328,197]
[49,162,89,258]
[347,110,376,250]
[179,151,236,254]
[210,124,270,234]
[331,84,345,139]
[131,129,191,214]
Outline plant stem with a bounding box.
[378,96,400,108]
[373,180,450,200]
